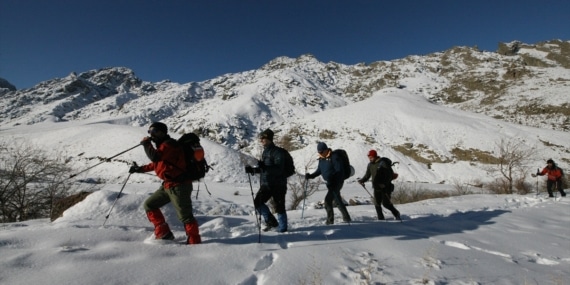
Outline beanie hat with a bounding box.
[259,129,274,141]
[547,159,554,164]
[149,122,168,134]
[368,149,378,157]
[317,142,328,152]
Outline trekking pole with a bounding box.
[357,180,376,204]
[536,168,540,196]
[69,144,141,178]
[203,180,212,196]
[238,151,261,242]
[358,180,386,213]
[301,178,308,219]
[194,180,213,200]
[247,172,261,243]
[103,170,133,227]
[195,182,200,200]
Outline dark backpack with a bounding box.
[178,133,210,181]
[276,146,296,178]
[332,149,352,180]
[378,157,396,192]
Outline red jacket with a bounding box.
[141,138,189,189]
[538,166,563,181]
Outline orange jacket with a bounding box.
[141,138,189,189]
[538,166,563,181]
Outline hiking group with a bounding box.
[127,122,400,244]
[126,122,564,245]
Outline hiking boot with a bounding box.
[394,211,401,221]
[262,221,278,232]
[277,213,288,233]
[160,231,175,240]
[184,220,202,244]
[262,225,274,232]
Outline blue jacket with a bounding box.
[309,150,344,185]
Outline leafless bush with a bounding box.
[491,138,534,194]
[487,178,510,194]
[514,178,533,194]
[488,176,535,195]
[288,175,320,210]
[451,178,476,195]
[391,183,452,204]
[0,141,74,222]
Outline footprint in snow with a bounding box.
[59,245,89,253]
[440,240,471,250]
[522,251,560,265]
[253,253,277,272]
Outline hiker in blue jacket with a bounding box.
[305,142,351,224]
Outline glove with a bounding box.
[129,165,143,173]
[245,166,254,174]
[140,137,152,145]
[305,173,312,180]
[357,179,364,186]
[531,173,537,178]
[257,160,265,169]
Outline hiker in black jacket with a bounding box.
[358,150,401,221]
[305,142,351,225]
[245,129,288,232]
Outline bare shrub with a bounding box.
[492,138,534,194]
[0,141,74,222]
[487,178,510,194]
[391,183,452,204]
[288,152,320,211]
[514,178,533,195]
[288,175,320,210]
[451,178,475,195]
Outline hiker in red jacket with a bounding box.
[129,122,202,244]
[532,159,567,198]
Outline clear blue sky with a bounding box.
[1,0,568,89]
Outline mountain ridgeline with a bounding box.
[1,40,569,174]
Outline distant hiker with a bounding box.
[245,129,289,232]
[532,159,566,197]
[305,142,351,224]
[129,122,202,244]
[357,150,401,220]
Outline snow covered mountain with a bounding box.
[0,40,568,185]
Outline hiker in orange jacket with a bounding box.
[532,159,567,197]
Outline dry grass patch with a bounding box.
[451,147,500,164]
[393,144,450,166]
[318,129,336,140]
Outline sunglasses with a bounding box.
[148,128,160,135]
